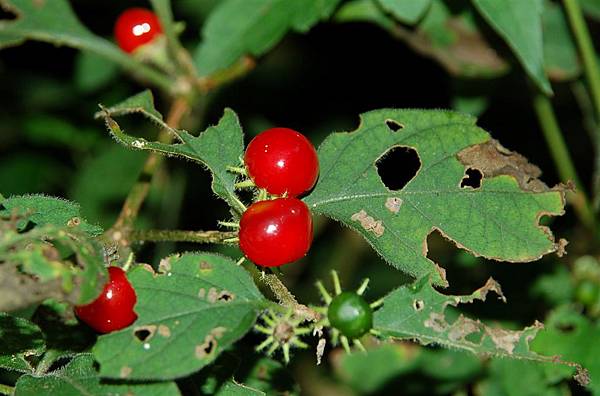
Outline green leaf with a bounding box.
[14,354,181,396]
[193,0,342,76]
[0,313,45,374]
[337,343,419,393]
[93,253,266,380]
[478,359,568,396]
[374,277,578,372]
[542,1,580,81]
[237,356,299,395]
[531,265,574,306]
[194,352,299,395]
[69,145,151,229]
[0,194,102,236]
[334,0,395,29]
[303,109,565,284]
[97,91,246,213]
[74,52,119,93]
[215,382,265,395]
[531,306,597,392]
[471,0,552,95]
[22,114,100,151]
[377,0,431,24]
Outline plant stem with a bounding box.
[571,82,600,210]
[149,0,198,78]
[110,97,189,235]
[262,272,320,322]
[0,383,14,395]
[130,229,238,243]
[35,350,61,375]
[41,34,176,95]
[532,92,596,230]
[563,0,600,121]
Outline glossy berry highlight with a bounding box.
[327,291,373,339]
[239,197,313,267]
[244,128,319,197]
[75,267,137,333]
[114,8,162,53]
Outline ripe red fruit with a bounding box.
[244,128,319,197]
[75,267,137,333]
[114,8,162,53]
[239,198,313,267]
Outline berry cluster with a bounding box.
[236,128,319,267]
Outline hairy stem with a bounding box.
[130,229,238,243]
[111,97,189,233]
[262,272,320,322]
[532,92,596,230]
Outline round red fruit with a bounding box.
[239,198,313,267]
[114,8,162,53]
[244,128,319,197]
[75,267,137,333]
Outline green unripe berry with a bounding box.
[327,291,373,338]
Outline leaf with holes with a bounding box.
[377,0,431,24]
[97,91,246,213]
[93,253,267,380]
[373,277,584,380]
[303,110,565,284]
[0,314,45,374]
[193,0,342,76]
[14,354,181,396]
[0,194,102,236]
[471,0,551,95]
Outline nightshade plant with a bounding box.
[1,0,600,395]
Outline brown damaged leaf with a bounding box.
[457,139,548,192]
[391,18,509,78]
[351,209,385,237]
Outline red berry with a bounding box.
[75,267,137,333]
[244,128,319,197]
[239,198,313,267]
[114,8,162,53]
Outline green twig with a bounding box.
[532,92,596,230]
[130,229,238,243]
[87,39,174,94]
[109,97,189,235]
[571,82,600,210]
[149,0,198,79]
[35,350,61,375]
[563,0,600,120]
